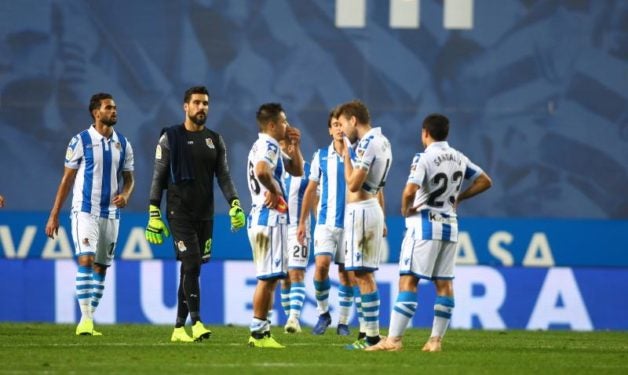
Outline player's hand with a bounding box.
[45,215,59,239]
[112,194,128,208]
[285,126,301,145]
[145,205,170,245]
[383,222,388,238]
[297,223,307,246]
[229,199,246,231]
[201,238,212,264]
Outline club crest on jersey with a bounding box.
[205,138,215,149]
[177,241,187,252]
[115,142,121,151]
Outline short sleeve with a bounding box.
[354,136,376,170]
[64,136,83,169]
[123,140,134,171]
[308,150,321,182]
[406,153,425,186]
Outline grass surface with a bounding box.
[0,324,627,374]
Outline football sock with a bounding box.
[280,286,290,317]
[431,296,454,338]
[289,282,306,319]
[175,281,188,328]
[182,273,200,324]
[314,278,331,314]
[353,286,365,334]
[361,291,380,338]
[337,284,353,325]
[76,265,93,319]
[389,291,418,337]
[89,271,105,316]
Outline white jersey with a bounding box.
[308,143,346,228]
[247,133,287,226]
[353,127,392,195]
[405,141,484,242]
[284,161,311,230]
[65,126,134,219]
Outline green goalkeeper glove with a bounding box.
[229,199,246,231]
[145,205,170,244]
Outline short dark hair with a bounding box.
[89,93,113,119]
[337,100,370,125]
[184,86,210,103]
[422,113,449,141]
[256,103,284,129]
[327,106,341,128]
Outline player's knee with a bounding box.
[181,256,201,277]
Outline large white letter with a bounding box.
[42,227,73,259]
[121,228,155,260]
[455,231,478,265]
[453,266,506,329]
[488,231,514,266]
[335,0,366,28]
[527,268,592,330]
[390,0,419,28]
[140,260,178,323]
[0,225,36,258]
[224,261,258,326]
[522,232,555,267]
[444,0,474,29]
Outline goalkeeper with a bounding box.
[145,86,245,343]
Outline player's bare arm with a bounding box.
[297,180,318,245]
[456,173,492,205]
[401,183,420,217]
[45,167,78,238]
[255,161,281,209]
[283,126,304,177]
[377,190,388,237]
[112,170,135,208]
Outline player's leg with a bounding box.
[424,241,456,352]
[71,212,97,336]
[284,226,307,333]
[336,264,352,336]
[88,217,118,336]
[171,265,194,342]
[312,225,334,334]
[280,278,291,318]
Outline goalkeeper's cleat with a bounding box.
[422,336,442,352]
[171,327,194,343]
[91,328,103,336]
[312,312,331,335]
[248,335,285,349]
[75,318,94,336]
[365,337,403,352]
[192,321,212,341]
[336,324,350,336]
[284,317,302,334]
[344,338,369,350]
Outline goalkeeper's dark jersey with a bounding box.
[149,124,239,220]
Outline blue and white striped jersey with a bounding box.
[284,162,311,230]
[405,141,484,242]
[247,133,287,226]
[65,126,134,219]
[353,127,392,195]
[308,143,345,228]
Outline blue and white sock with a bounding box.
[314,278,331,315]
[289,282,306,319]
[337,284,353,325]
[431,296,454,338]
[361,291,380,337]
[90,272,105,317]
[353,286,365,333]
[389,291,417,337]
[250,317,269,337]
[75,266,93,320]
[280,286,290,317]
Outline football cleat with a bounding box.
[312,313,331,335]
[75,318,94,336]
[171,327,194,343]
[192,321,212,341]
[365,337,403,352]
[91,328,103,336]
[344,338,369,350]
[284,317,302,334]
[248,335,285,348]
[422,336,442,352]
[336,324,350,336]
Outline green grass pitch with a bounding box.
[0,324,627,374]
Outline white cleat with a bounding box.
[284,317,302,334]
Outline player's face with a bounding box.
[338,114,357,142]
[273,111,289,141]
[329,117,343,141]
[97,99,117,126]
[185,94,209,126]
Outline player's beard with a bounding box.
[189,112,207,126]
[102,116,117,126]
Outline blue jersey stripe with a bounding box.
[79,131,93,213]
[421,210,432,240]
[442,223,451,241]
[334,156,345,227]
[99,138,112,218]
[318,148,328,225]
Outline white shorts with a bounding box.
[313,224,345,264]
[398,233,456,280]
[344,198,384,272]
[247,222,288,280]
[71,211,119,266]
[287,225,310,270]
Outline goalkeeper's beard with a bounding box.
[189,112,207,126]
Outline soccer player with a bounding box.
[247,103,303,348]
[45,93,135,336]
[297,108,357,336]
[339,100,392,349]
[366,114,492,352]
[145,86,245,343]
[279,138,310,334]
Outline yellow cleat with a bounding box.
[248,335,285,348]
[91,328,103,336]
[75,318,94,336]
[422,336,442,352]
[192,321,212,341]
[171,327,194,343]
